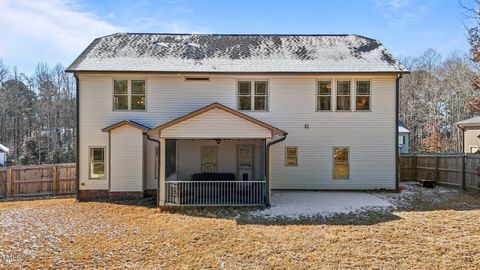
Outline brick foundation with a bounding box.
[77,190,109,201]
[108,191,144,199]
[77,190,157,201]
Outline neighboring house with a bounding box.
[398,121,410,154]
[0,144,9,167]
[457,116,480,153]
[66,33,408,206]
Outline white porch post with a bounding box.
[267,141,272,204]
[159,137,166,206]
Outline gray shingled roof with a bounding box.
[456,116,480,127]
[66,33,407,73]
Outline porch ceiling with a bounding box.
[148,102,286,139]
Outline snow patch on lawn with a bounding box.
[253,191,393,219]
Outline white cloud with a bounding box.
[0,0,122,73]
[372,0,432,28]
[384,0,410,10]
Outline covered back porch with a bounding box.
[148,103,286,206]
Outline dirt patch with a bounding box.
[1,183,480,269]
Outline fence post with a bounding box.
[52,165,58,195]
[462,155,467,190]
[435,155,440,182]
[413,154,417,181]
[6,168,12,198]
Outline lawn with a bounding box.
[1,183,480,269]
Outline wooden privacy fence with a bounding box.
[0,163,76,198]
[399,154,480,190]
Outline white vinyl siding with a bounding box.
[79,73,396,191]
[110,125,144,192]
[464,127,480,153]
[160,108,272,139]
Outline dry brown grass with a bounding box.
[1,190,480,269]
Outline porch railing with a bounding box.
[165,181,266,206]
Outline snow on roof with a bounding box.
[66,33,407,73]
[398,126,410,133]
[456,116,480,127]
[0,144,9,153]
[398,121,410,133]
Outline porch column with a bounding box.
[267,143,272,205]
[159,137,166,206]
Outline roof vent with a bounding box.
[185,77,210,81]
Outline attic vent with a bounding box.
[185,77,210,81]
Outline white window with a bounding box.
[113,80,145,111]
[399,135,405,145]
[238,81,268,111]
[336,81,351,111]
[89,147,105,179]
[285,147,298,166]
[356,81,371,111]
[333,147,349,179]
[317,81,332,111]
[201,146,218,173]
[469,145,479,153]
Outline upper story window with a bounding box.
[113,80,146,111]
[336,81,351,111]
[238,81,268,111]
[355,81,370,111]
[317,81,332,111]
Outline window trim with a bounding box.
[332,146,350,180]
[316,80,333,112]
[236,79,270,112]
[112,79,147,112]
[285,146,298,167]
[88,146,106,180]
[354,80,372,112]
[335,80,352,112]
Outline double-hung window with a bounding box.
[113,80,146,111]
[356,81,371,111]
[285,147,298,166]
[89,147,105,179]
[333,147,349,179]
[238,81,268,111]
[317,81,332,111]
[336,81,351,111]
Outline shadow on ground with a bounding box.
[160,182,480,226]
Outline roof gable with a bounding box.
[457,116,480,127]
[67,33,407,73]
[102,120,150,132]
[149,103,286,138]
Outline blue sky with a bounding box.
[0,0,475,74]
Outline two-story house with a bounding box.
[66,33,407,206]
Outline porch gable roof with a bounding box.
[101,120,151,133]
[149,102,286,138]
